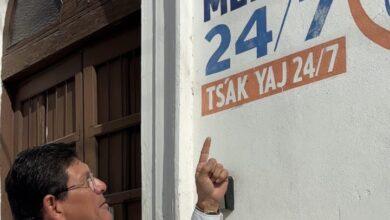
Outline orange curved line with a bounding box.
[348,0,390,49]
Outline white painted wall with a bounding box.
[176,0,196,219]
[143,0,390,219]
[141,0,201,218]
[191,0,390,219]
[141,0,195,219]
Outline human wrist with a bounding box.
[196,198,220,214]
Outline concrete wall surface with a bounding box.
[192,0,390,219]
[141,0,195,219]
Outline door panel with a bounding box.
[17,78,79,147]
[96,50,141,123]
[84,22,141,220]
[97,125,141,194]
[14,54,83,153]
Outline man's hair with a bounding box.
[5,143,77,220]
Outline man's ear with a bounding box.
[42,195,64,219]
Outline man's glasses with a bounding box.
[55,172,97,196]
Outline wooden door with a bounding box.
[1,1,141,219]
[8,22,142,220]
[13,53,84,156]
[83,24,141,220]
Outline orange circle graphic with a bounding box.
[348,0,390,49]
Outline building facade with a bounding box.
[0,0,390,220]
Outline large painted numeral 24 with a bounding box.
[205,7,272,76]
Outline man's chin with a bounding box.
[98,204,113,220]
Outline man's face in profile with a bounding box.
[56,159,112,220]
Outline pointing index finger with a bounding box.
[199,137,211,163]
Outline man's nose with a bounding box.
[94,177,107,194]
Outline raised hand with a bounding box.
[195,137,229,213]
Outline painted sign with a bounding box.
[198,0,389,116]
[192,1,390,219]
[202,37,346,115]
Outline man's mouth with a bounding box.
[99,201,109,209]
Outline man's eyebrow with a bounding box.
[79,170,90,182]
